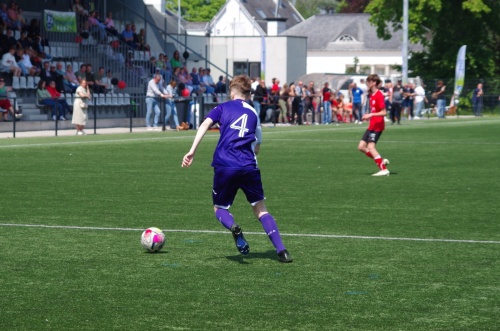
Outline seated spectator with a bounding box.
[7,2,21,31]
[36,79,66,121]
[155,54,171,82]
[0,46,21,77]
[94,66,109,92]
[40,61,55,84]
[16,30,31,49]
[137,28,150,51]
[50,63,65,92]
[87,11,106,43]
[17,47,39,76]
[170,50,181,70]
[32,35,52,60]
[75,63,87,83]
[215,75,227,93]
[147,56,157,76]
[131,24,141,49]
[46,80,71,118]
[104,12,118,35]
[72,0,88,16]
[0,3,13,31]
[0,78,22,121]
[61,63,79,92]
[27,18,41,40]
[101,69,113,93]
[189,67,202,95]
[0,26,8,54]
[177,66,194,93]
[121,24,135,48]
[85,64,105,93]
[17,7,26,31]
[5,29,17,49]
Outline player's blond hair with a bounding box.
[230,75,252,98]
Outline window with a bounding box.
[336,34,356,42]
[234,62,260,78]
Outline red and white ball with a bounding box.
[141,227,166,253]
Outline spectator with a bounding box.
[121,24,135,48]
[32,35,52,60]
[27,18,40,39]
[85,64,105,93]
[472,82,483,117]
[0,3,10,31]
[170,50,181,69]
[358,78,368,117]
[36,79,65,121]
[72,79,91,135]
[87,11,106,43]
[46,80,70,119]
[155,53,171,82]
[413,82,426,119]
[253,78,266,119]
[177,66,193,93]
[189,67,202,95]
[277,83,290,124]
[16,30,31,49]
[322,82,332,124]
[49,63,65,91]
[304,81,317,124]
[0,78,22,121]
[433,80,446,119]
[293,81,304,125]
[215,75,226,94]
[165,79,182,131]
[403,82,415,120]
[4,29,16,49]
[1,46,21,77]
[131,24,141,49]
[17,7,26,31]
[137,28,150,51]
[75,63,87,83]
[104,12,118,35]
[0,26,8,55]
[40,61,54,84]
[72,0,88,16]
[6,2,21,31]
[63,64,79,93]
[16,47,38,76]
[94,67,108,90]
[145,74,168,130]
[350,82,364,124]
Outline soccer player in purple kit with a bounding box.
[182,75,292,263]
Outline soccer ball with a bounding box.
[141,227,166,253]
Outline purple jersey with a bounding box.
[207,99,259,170]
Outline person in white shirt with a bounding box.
[1,47,21,77]
[413,82,427,119]
[145,74,167,130]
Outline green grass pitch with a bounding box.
[1,117,499,330]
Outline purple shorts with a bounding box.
[212,168,265,209]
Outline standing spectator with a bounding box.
[304,81,317,124]
[277,83,290,124]
[350,82,364,124]
[294,81,304,125]
[413,82,427,119]
[1,46,21,77]
[358,78,368,117]
[433,80,446,118]
[46,80,70,120]
[181,74,292,263]
[290,82,300,125]
[253,79,266,122]
[358,74,390,177]
[72,79,91,135]
[0,78,22,121]
[472,83,483,117]
[170,50,181,69]
[145,74,168,130]
[322,82,332,124]
[165,79,182,131]
[382,79,392,122]
[391,79,404,125]
[403,82,415,120]
[36,80,65,121]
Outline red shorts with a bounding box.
[0,99,12,109]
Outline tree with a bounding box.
[365,0,500,79]
[166,0,226,22]
[294,0,341,19]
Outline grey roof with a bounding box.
[282,14,423,52]
[238,0,304,33]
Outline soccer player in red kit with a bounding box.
[358,74,390,176]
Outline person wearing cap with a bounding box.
[0,78,22,121]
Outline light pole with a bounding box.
[402,0,408,84]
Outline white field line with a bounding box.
[1,223,499,244]
[0,118,499,149]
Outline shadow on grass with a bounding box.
[225,250,277,264]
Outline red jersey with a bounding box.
[368,89,386,132]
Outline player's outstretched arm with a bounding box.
[182,117,214,168]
